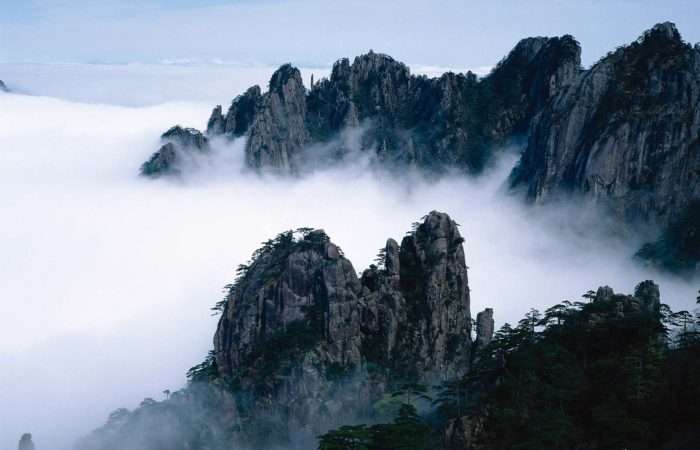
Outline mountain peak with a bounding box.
[640,21,682,44]
[268,63,303,92]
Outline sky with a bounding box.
[1,0,700,68]
[1,2,700,449]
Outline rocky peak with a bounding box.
[162,126,207,148]
[384,237,400,276]
[639,22,683,45]
[590,281,661,324]
[207,85,263,137]
[245,64,309,172]
[345,51,411,116]
[269,63,304,94]
[144,33,580,176]
[475,308,495,348]
[486,34,581,136]
[633,280,661,314]
[206,105,225,135]
[211,211,479,442]
[510,22,700,271]
[0,80,8,92]
[140,126,210,177]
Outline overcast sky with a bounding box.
[2,0,700,68]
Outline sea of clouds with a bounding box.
[0,63,697,450]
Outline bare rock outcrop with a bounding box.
[141,36,580,177]
[213,211,475,443]
[509,23,700,270]
[474,308,495,348]
[140,126,210,177]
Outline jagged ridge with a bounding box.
[142,37,580,177]
[509,22,700,271]
[78,211,492,450]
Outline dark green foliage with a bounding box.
[318,404,435,450]
[636,200,700,273]
[186,350,218,383]
[431,283,700,449]
[390,383,431,405]
[319,283,698,450]
[318,425,373,450]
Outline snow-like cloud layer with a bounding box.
[0,66,697,450]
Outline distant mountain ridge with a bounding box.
[141,23,699,272]
[142,37,580,177]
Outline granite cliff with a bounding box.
[75,216,700,450]
[78,211,491,449]
[509,23,700,271]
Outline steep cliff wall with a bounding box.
[212,211,472,444]
[509,23,700,269]
[78,211,482,450]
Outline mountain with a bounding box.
[141,37,580,177]
[0,80,8,92]
[140,23,699,272]
[509,22,700,272]
[77,213,700,449]
[318,280,700,450]
[140,126,210,177]
[78,211,490,449]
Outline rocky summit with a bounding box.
[509,23,700,271]
[213,211,475,443]
[142,37,580,176]
[77,211,492,449]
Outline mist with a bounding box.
[1,67,698,450]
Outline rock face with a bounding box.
[245,65,311,171]
[510,23,700,269]
[213,211,474,444]
[474,308,495,348]
[592,280,660,320]
[206,85,262,137]
[142,38,580,176]
[140,126,210,177]
[73,211,483,450]
[76,211,486,450]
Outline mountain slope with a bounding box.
[78,211,486,449]
[509,23,700,271]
